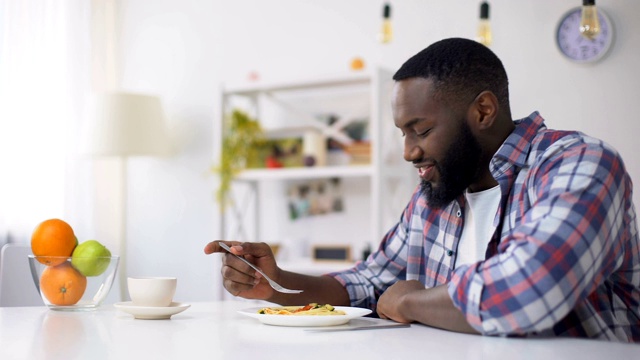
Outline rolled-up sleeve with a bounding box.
[331,192,416,310]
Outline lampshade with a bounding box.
[88,92,171,157]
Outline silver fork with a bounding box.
[219,242,303,294]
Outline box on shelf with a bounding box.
[344,141,371,165]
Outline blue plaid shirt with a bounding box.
[331,112,640,342]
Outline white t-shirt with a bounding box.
[455,185,501,268]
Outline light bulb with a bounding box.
[476,2,492,47]
[580,0,600,40]
[378,3,392,44]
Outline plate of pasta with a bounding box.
[238,303,372,327]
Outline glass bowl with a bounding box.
[28,255,119,311]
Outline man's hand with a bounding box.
[377,281,480,334]
[203,241,278,300]
[377,280,425,323]
[205,241,352,306]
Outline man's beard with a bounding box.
[420,121,483,208]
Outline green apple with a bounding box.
[71,240,111,277]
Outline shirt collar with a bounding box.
[490,111,546,174]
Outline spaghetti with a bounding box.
[257,303,346,316]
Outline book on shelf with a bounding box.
[344,141,371,165]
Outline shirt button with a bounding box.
[447,250,454,256]
[456,210,462,217]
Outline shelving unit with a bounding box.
[234,165,372,182]
[216,68,415,271]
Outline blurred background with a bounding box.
[1,0,639,304]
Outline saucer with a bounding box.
[114,301,190,320]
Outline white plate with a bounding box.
[114,301,190,320]
[238,306,372,327]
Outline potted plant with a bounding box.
[213,109,265,212]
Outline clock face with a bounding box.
[556,7,614,63]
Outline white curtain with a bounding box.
[0,0,94,244]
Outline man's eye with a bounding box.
[417,129,430,137]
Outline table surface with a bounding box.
[0,301,638,360]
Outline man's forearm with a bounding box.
[404,284,479,334]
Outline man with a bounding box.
[204,38,640,341]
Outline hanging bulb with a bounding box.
[378,3,392,44]
[476,2,492,47]
[580,0,600,40]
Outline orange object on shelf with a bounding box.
[350,57,365,71]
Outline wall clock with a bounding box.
[555,7,614,63]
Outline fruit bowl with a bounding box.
[28,255,119,311]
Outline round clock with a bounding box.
[555,7,614,63]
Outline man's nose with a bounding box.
[403,138,423,162]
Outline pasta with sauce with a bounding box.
[257,303,346,316]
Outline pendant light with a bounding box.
[579,0,601,40]
[378,2,392,44]
[476,2,492,47]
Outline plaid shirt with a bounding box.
[331,112,640,342]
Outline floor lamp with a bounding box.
[88,92,171,301]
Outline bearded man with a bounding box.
[205,38,640,342]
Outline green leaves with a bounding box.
[213,109,265,211]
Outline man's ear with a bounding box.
[469,91,498,131]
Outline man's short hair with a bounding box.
[394,38,510,115]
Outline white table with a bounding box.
[0,301,637,360]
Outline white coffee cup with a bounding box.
[128,277,177,307]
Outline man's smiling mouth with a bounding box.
[417,165,435,181]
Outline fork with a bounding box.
[219,242,303,294]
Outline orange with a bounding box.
[350,57,365,71]
[31,219,77,266]
[40,262,87,306]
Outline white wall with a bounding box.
[115,0,640,301]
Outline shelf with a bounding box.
[223,72,372,96]
[217,67,409,266]
[234,165,372,182]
